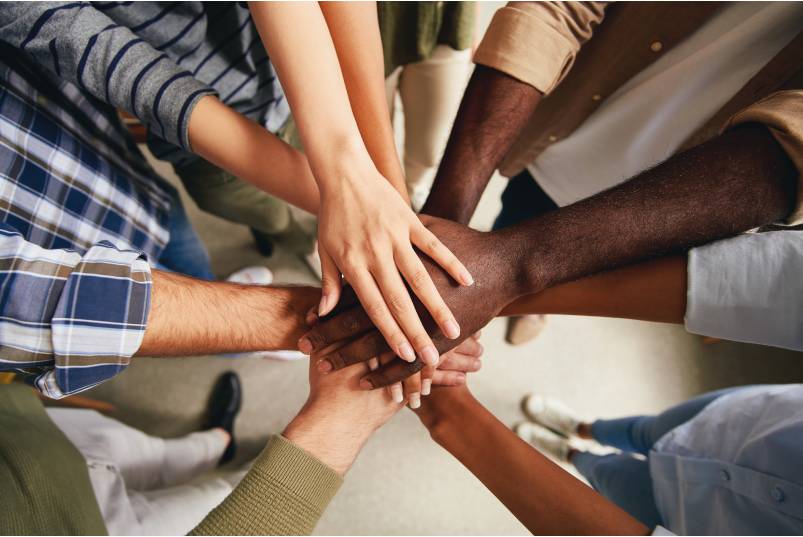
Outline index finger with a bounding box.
[359,357,424,390]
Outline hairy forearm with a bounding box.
[188,96,320,214]
[506,124,797,298]
[320,1,408,200]
[422,66,542,223]
[421,392,648,535]
[138,270,320,356]
[502,255,687,324]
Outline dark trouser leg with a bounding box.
[492,169,558,231]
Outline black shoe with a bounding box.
[205,371,242,465]
[250,228,275,257]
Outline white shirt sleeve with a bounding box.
[685,230,803,351]
[652,525,677,536]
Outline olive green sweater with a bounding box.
[0,384,343,536]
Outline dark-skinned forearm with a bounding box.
[502,255,688,324]
[421,392,649,535]
[505,124,797,297]
[422,65,542,224]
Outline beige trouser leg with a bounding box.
[392,46,472,209]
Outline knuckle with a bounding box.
[425,238,441,252]
[387,293,407,314]
[364,302,386,321]
[411,333,433,350]
[408,269,430,291]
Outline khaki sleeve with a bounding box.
[189,435,343,536]
[725,90,803,225]
[473,1,607,95]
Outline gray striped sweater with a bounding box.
[0,1,289,166]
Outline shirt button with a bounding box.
[591,94,602,101]
[719,469,730,482]
[650,41,663,52]
[771,486,785,502]
[548,135,558,142]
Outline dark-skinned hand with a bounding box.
[299,216,526,389]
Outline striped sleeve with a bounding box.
[0,225,152,398]
[0,2,216,149]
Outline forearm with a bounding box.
[320,1,408,199]
[509,124,797,298]
[420,392,648,535]
[422,66,542,223]
[138,270,319,356]
[249,1,372,194]
[502,255,687,324]
[188,96,320,214]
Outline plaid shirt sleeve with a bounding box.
[0,224,152,398]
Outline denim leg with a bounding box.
[572,452,662,528]
[158,189,215,281]
[492,169,558,231]
[590,386,750,454]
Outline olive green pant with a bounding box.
[174,158,314,256]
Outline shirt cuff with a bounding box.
[37,242,152,398]
[685,231,803,352]
[473,2,606,95]
[724,90,803,225]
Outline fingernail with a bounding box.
[318,294,331,316]
[391,384,404,403]
[397,342,416,362]
[473,359,482,371]
[298,337,312,354]
[459,268,474,286]
[455,372,466,384]
[421,345,439,366]
[317,360,332,373]
[421,379,432,396]
[408,392,421,409]
[359,378,374,390]
[305,310,318,326]
[443,320,460,339]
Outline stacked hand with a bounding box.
[300,216,526,392]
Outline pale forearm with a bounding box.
[320,1,407,199]
[138,270,319,356]
[249,1,370,192]
[188,96,320,214]
[502,255,687,324]
[422,392,648,535]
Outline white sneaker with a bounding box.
[226,266,274,285]
[515,421,570,461]
[522,394,581,437]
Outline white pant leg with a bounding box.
[46,408,228,491]
[398,45,472,208]
[128,471,246,536]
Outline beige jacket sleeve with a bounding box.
[473,1,607,95]
[726,90,803,225]
[190,435,342,536]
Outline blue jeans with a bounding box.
[572,387,747,528]
[157,188,215,281]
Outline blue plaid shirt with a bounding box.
[0,46,171,398]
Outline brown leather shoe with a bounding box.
[505,315,547,346]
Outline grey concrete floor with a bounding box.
[83,154,803,535]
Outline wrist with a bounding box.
[283,399,375,475]
[309,136,373,195]
[415,389,479,444]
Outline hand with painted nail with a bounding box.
[314,173,473,370]
[301,217,518,389]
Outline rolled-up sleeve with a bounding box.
[725,91,803,225]
[685,230,803,351]
[473,1,607,95]
[0,225,152,398]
